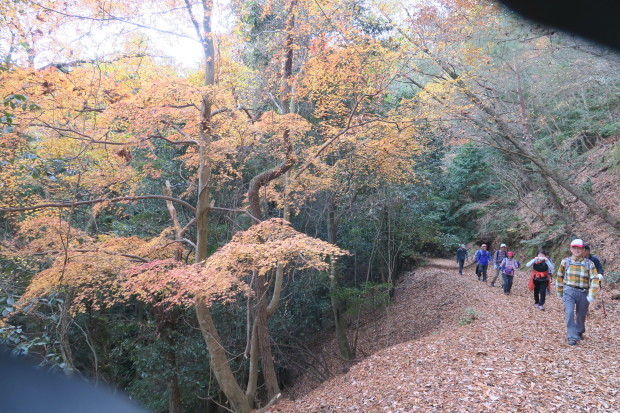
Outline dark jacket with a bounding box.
[456,248,468,261]
[589,255,604,276]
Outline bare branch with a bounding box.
[183,0,205,44]
[38,54,147,71]
[209,207,261,224]
[292,104,378,181]
[29,1,199,42]
[160,121,200,144]
[32,249,149,262]
[0,195,196,213]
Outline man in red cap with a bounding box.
[556,238,601,346]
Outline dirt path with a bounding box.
[268,260,620,412]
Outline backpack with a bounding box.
[565,257,593,272]
[501,258,517,276]
[563,257,594,281]
[532,259,548,273]
[476,249,490,265]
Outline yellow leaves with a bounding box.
[254,111,311,141]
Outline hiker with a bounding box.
[489,243,508,287]
[499,251,520,295]
[474,244,491,282]
[556,239,601,346]
[456,244,468,275]
[526,249,554,310]
[584,244,604,279]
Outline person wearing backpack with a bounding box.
[556,239,601,346]
[499,251,520,295]
[474,244,491,281]
[526,249,555,310]
[456,244,468,275]
[489,243,508,287]
[584,244,604,279]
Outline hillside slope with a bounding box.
[268,261,620,412]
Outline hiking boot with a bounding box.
[490,282,495,287]
[568,340,577,346]
[577,333,584,341]
[539,305,545,311]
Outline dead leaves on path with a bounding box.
[267,266,620,412]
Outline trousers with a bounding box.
[502,273,514,293]
[563,285,590,341]
[534,279,548,306]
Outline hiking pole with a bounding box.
[599,277,607,318]
[600,295,608,318]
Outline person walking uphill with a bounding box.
[489,243,508,287]
[526,249,554,310]
[474,244,491,282]
[499,251,520,295]
[456,244,468,275]
[556,239,601,346]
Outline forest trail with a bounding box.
[268,260,620,412]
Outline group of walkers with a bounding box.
[456,239,605,346]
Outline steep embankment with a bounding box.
[516,134,620,272]
[268,260,620,412]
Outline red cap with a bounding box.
[507,251,514,256]
[570,239,584,248]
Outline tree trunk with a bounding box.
[243,3,298,397]
[327,201,353,360]
[58,296,76,376]
[195,300,251,413]
[155,307,182,413]
[254,272,280,400]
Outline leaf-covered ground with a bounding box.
[267,259,620,412]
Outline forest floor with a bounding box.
[266,259,620,412]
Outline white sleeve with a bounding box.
[525,258,537,267]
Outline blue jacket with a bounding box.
[474,249,491,266]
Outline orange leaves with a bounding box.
[18,217,347,314]
[206,218,349,275]
[16,222,184,314]
[121,218,349,310]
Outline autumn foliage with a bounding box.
[121,218,348,309]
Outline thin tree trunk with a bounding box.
[58,295,76,376]
[244,3,299,400]
[327,201,353,360]
[155,308,182,413]
[196,300,251,413]
[185,0,254,410]
[254,272,280,400]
